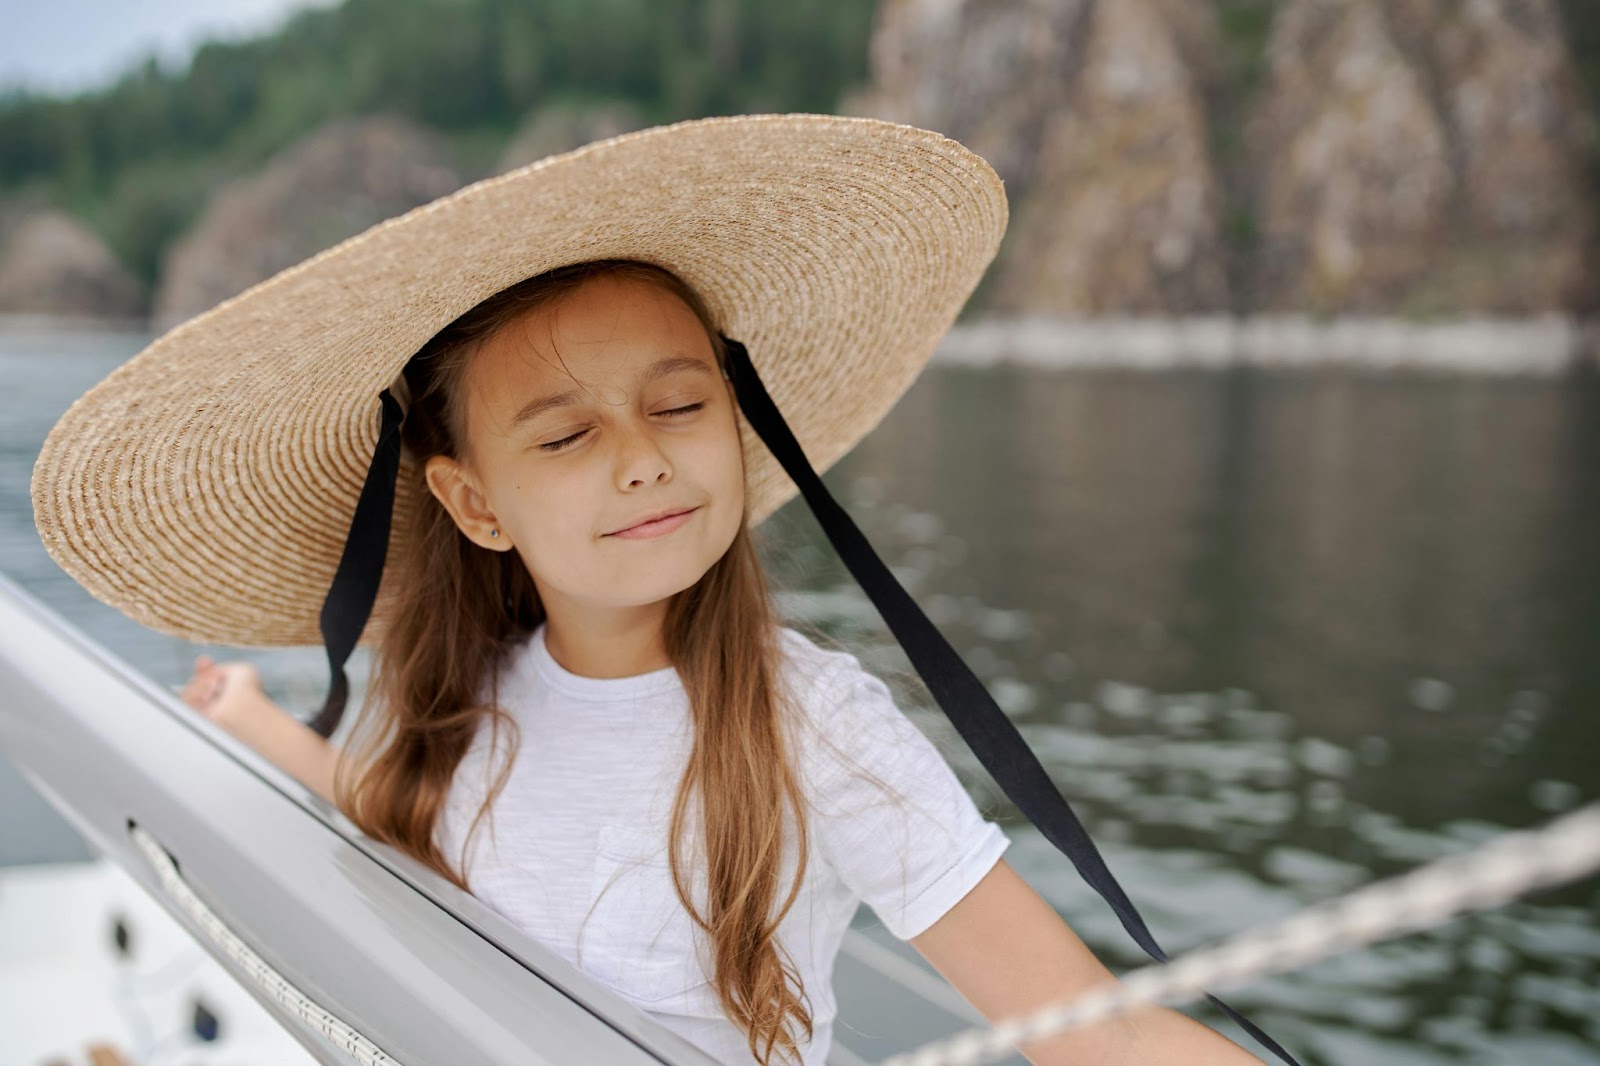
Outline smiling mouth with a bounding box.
[605,506,700,537]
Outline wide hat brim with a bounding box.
[31,112,1007,647]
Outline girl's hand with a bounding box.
[178,655,340,804]
[179,655,271,738]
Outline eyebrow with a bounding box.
[509,355,717,428]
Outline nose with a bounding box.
[613,416,673,490]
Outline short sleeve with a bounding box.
[793,650,1011,940]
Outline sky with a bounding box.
[0,0,342,96]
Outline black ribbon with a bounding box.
[719,335,1300,1065]
[310,387,405,739]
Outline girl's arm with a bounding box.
[179,657,342,805]
[909,858,1264,1065]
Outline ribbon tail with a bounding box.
[722,336,1300,1065]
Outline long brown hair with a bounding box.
[333,259,817,1065]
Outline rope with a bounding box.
[878,802,1600,1066]
[128,823,399,1065]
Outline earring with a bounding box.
[490,529,500,539]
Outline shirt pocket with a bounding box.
[580,823,723,1016]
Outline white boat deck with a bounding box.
[1,857,320,1065]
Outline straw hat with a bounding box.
[31,113,1007,649]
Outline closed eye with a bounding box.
[537,402,706,453]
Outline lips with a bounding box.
[606,506,698,536]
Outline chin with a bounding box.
[616,543,722,598]
[605,568,711,610]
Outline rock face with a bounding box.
[1248,0,1595,314]
[0,207,143,317]
[988,0,1230,313]
[849,0,1598,315]
[850,0,1233,314]
[495,101,646,174]
[845,0,1095,208]
[1245,0,1458,312]
[1402,0,1595,312]
[153,114,462,326]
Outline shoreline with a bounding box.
[5,312,1598,375]
[935,315,1600,375]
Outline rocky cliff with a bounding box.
[1247,0,1595,313]
[0,202,143,318]
[151,114,462,327]
[150,103,655,326]
[848,0,1597,315]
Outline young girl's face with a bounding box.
[424,273,746,617]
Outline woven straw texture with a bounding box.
[31,113,1007,647]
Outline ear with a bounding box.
[424,454,512,551]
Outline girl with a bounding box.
[41,116,1274,1066]
[180,257,1262,1066]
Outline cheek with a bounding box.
[688,416,746,500]
[708,425,747,520]
[708,401,746,472]
[496,465,590,541]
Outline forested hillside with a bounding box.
[0,0,875,287]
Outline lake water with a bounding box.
[3,325,1597,1065]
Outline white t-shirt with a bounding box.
[434,621,1011,1066]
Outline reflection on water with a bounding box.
[4,330,1598,1064]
